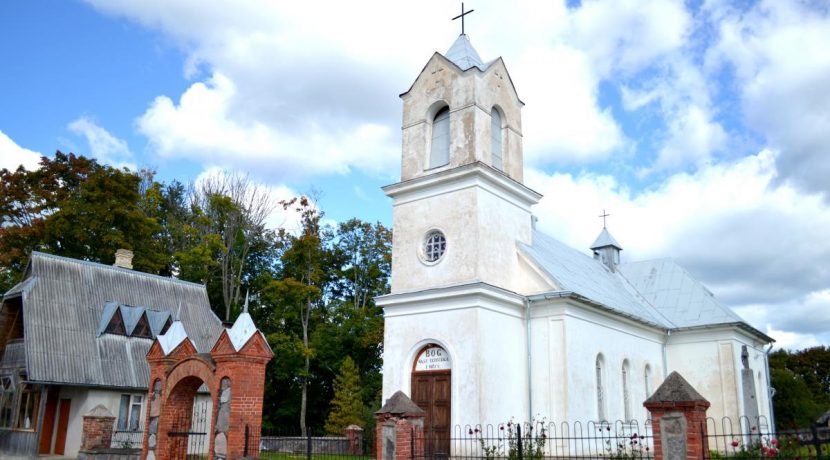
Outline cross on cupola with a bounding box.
[599,209,610,228]
[452,2,475,35]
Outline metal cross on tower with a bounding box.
[452,2,475,35]
[599,209,610,228]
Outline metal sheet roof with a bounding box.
[13,251,224,389]
[590,227,623,250]
[519,230,672,328]
[445,34,488,71]
[618,258,746,328]
[521,230,760,335]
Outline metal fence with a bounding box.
[111,429,144,449]
[705,416,830,460]
[412,420,655,460]
[248,427,376,460]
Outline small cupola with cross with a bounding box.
[591,210,623,272]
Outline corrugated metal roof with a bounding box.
[618,258,745,328]
[16,251,224,389]
[2,276,37,300]
[519,230,672,328]
[445,34,488,71]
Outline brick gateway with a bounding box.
[141,311,272,460]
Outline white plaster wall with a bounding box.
[390,184,533,294]
[54,386,214,457]
[382,302,527,429]
[665,329,771,425]
[57,387,142,457]
[528,302,664,425]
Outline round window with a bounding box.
[422,230,447,263]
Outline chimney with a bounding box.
[114,249,134,269]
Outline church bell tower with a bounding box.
[383,32,541,294]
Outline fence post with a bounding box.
[374,391,426,460]
[517,424,523,460]
[644,371,711,460]
[811,426,822,457]
[307,431,312,460]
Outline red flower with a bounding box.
[731,440,740,448]
[468,428,473,435]
[771,438,779,447]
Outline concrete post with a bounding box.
[374,391,425,460]
[644,371,711,460]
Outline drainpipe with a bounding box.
[662,330,671,379]
[764,343,775,433]
[525,296,533,420]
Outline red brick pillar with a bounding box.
[211,328,273,459]
[345,424,364,455]
[644,371,711,460]
[80,405,116,451]
[374,391,426,460]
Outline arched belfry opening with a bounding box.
[410,344,451,459]
[142,308,272,460]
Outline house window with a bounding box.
[596,354,606,421]
[0,376,14,428]
[622,360,631,422]
[117,394,143,431]
[430,106,450,168]
[15,382,39,430]
[491,108,503,170]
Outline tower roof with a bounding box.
[590,227,623,250]
[445,34,488,71]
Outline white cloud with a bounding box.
[646,104,727,173]
[567,0,691,77]
[526,149,830,350]
[138,74,398,181]
[706,0,830,196]
[68,116,134,169]
[0,130,42,171]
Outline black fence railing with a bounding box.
[705,416,830,459]
[412,420,655,460]
[249,427,376,460]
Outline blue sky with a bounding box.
[2,0,830,349]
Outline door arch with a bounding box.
[411,344,451,458]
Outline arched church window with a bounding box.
[622,360,631,422]
[491,107,503,170]
[596,354,606,421]
[644,364,652,400]
[430,106,450,168]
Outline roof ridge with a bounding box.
[31,251,205,289]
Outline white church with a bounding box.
[377,29,774,454]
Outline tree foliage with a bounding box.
[325,356,364,435]
[0,153,391,434]
[770,346,830,429]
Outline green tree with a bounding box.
[0,152,165,290]
[771,367,822,429]
[324,356,364,434]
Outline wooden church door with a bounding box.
[412,345,451,458]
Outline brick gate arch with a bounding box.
[142,313,272,460]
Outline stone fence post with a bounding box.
[374,391,425,460]
[79,405,116,451]
[644,371,711,460]
[345,424,364,455]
